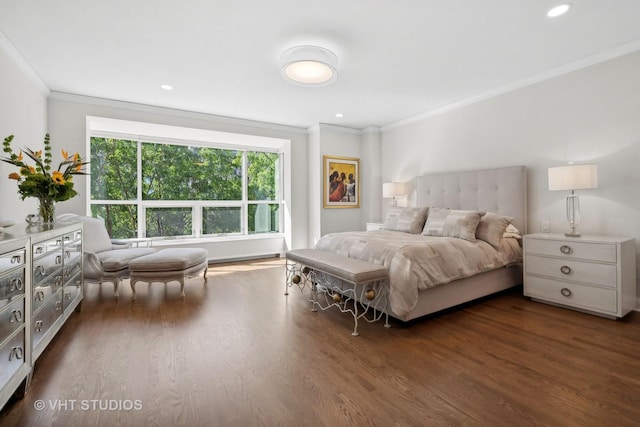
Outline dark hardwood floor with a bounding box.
[1,257,639,426]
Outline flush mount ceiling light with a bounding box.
[280,45,338,87]
[160,84,173,90]
[547,3,572,17]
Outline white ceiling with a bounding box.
[1,1,640,130]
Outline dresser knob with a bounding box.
[560,245,572,255]
[560,265,572,275]
[560,288,572,297]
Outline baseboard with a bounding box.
[207,253,280,265]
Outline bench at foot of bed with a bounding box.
[285,248,390,336]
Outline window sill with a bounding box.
[124,233,284,247]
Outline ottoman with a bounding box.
[128,248,209,300]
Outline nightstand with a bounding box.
[365,222,384,231]
[523,233,636,318]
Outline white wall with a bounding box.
[315,125,365,237]
[381,50,640,302]
[0,37,49,223]
[46,93,310,258]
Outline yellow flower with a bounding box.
[61,149,69,159]
[17,151,23,161]
[73,153,80,163]
[28,166,36,174]
[75,163,83,171]
[8,172,21,180]
[34,150,42,158]
[52,171,66,184]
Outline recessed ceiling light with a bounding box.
[547,3,572,17]
[160,84,173,90]
[280,45,338,87]
[335,113,344,118]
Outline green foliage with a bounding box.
[90,137,280,238]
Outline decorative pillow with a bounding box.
[476,212,514,249]
[421,208,484,242]
[503,224,522,239]
[383,207,429,234]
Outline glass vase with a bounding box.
[38,197,56,224]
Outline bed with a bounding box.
[314,165,527,322]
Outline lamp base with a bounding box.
[564,231,581,238]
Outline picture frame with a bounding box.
[323,155,359,208]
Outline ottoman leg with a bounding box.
[130,278,137,301]
[179,277,185,297]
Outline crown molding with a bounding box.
[48,91,310,135]
[382,39,640,132]
[0,29,49,95]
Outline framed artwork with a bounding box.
[323,155,359,208]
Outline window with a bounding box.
[89,136,283,240]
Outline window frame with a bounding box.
[88,131,285,241]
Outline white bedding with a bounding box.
[314,230,522,317]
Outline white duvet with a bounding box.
[314,230,522,317]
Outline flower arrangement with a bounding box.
[2,134,88,223]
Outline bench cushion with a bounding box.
[97,248,157,273]
[129,248,208,272]
[286,249,387,283]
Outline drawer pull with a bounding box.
[35,320,43,332]
[37,265,46,276]
[35,246,43,254]
[56,254,62,265]
[55,275,64,286]
[10,278,24,292]
[10,309,23,323]
[36,290,45,301]
[11,254,21,264]
[55,301,63,311]
[9,346,23,361]
[56,239,62,246]
[560,245,572,255]
[560,265,572,275]
[560,288,572,297]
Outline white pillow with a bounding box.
[383,207,429,234]
[421,208,484,242]
[476,212,514,249]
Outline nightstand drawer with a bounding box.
[525,239,616,263]
[525,276,617,314]
[525,255,617,288]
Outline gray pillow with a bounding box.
[476,212,514,249]
[421,208,484,242]
[382,207,429,234]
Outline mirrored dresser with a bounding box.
[0,222,83,410]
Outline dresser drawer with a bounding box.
[525,254,617,288]
[0,249,25,272]
[0,298,25,343]
[0,269,25,306]
[33,250,63,284]
[525,275,617,314]
[32,237,64,259]
[32,289,64,350]
[0,329,26,388]
[525,238,616,263]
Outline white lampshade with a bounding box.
[382,182,405,198]
[548,164,598,191]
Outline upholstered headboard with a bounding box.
[415,166,527,234]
